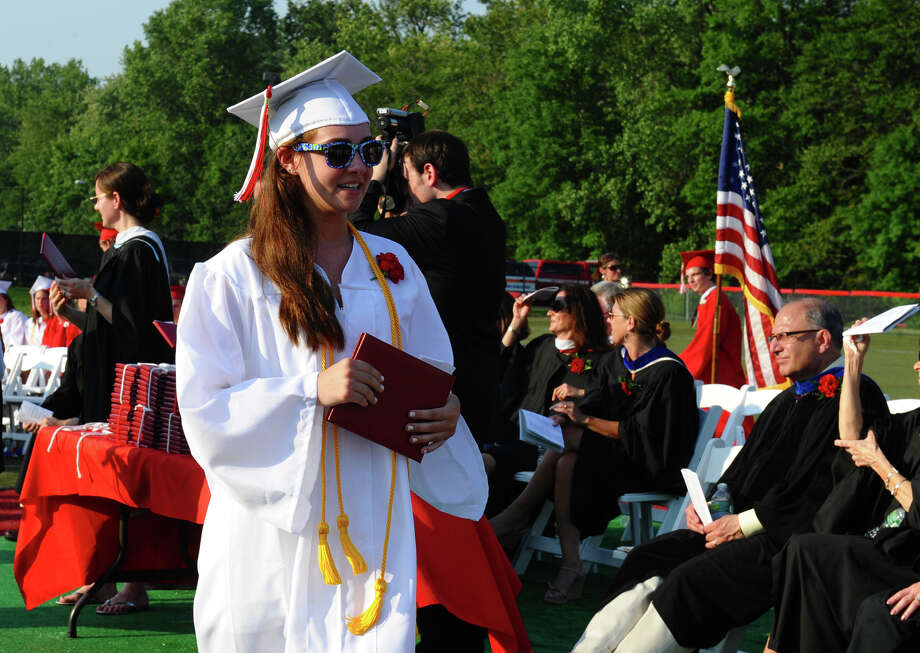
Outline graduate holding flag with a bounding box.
[678,249,745,387]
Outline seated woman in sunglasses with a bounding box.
[492,287,698,604]
[482,285,609,509]
[766,329,920,653]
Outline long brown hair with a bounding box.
[249,137,344,350]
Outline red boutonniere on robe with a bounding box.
[618,376,641,397]
[374,252,405,284]
[817,373,839,398]
[568,351,593,375]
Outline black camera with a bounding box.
[376,107,426,144]
[374,107,427,215]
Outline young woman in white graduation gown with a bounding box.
[175,52,487,652]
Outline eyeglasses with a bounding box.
[549,297,571,313]
[602,264,622,272]
[767,329,821,345]
[292,139,385,168]
[605,312,628,320]
[88,193,109,205]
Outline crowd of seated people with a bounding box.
[570,299,916,653]
[491,287,698,605]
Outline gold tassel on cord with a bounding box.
[332,422,367,575]
[317,348,342,586]
[346,578,387,635]
[337,514,367,574]
[317,521,342,585]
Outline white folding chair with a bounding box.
[887,398,920,415]
[741,387,783,417]
[700,383,751,445]
[21,347,67,400]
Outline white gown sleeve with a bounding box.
[397,257,488,521]
[176,262,321,534]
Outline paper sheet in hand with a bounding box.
[40,233,77,278]
[520,287,559,304]
[842,304,919,336]
[19,400,53,424]
[681,468,712,525]
[326,332,455,463]
[518,408,564,452]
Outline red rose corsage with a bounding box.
[568,352,592,375]
[817,373,839,398]
[374,252,405,284]
[618,377,641,397]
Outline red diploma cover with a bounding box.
[40,232,77,278]
[326,332,454,463]
[153,320,178,348]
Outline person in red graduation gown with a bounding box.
[41,296,81,348]
[678,249,745,388]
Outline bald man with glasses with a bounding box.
[572,298,890,653]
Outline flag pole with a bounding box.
[710,274,722,384]
[711,65,740,385]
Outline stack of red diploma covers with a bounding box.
[326,332,455,462]
[108,362,189,454]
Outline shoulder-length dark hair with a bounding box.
[248,136,343,351]
[559,284,609,352]
[95,162,164,224]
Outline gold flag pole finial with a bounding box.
[717,64,741,117]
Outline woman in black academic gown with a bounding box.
[53,161,173,615]
[492,287,698,604]
[766,331,920,653]
[55,162,173,423]
[482,285,609,511]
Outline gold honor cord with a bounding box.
[315,224,409,635]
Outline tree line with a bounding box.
[1,0,918,290]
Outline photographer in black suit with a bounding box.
[351,129,506,446]
[351,130,512,653]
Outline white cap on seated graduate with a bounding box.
[227,50,381,202]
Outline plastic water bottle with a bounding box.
[709,483,734,519]
[865,507,906,539]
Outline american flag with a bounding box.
[713,99,786,388]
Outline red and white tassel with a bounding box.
[679,261,686,294]
[233,85,272,203]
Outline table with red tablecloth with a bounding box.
[13,425,210,610]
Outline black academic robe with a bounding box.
[570,348,699,535]
[351,187,506,444]
[599,373,889,649]
[770,408,920,653]
[510,334,605,421]
[81,235,174,423]
[42,333,85,421]
[483,336,607,516]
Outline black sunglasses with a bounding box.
[603,264,622,272]
[549,296,571,313]
[292,139,385,169]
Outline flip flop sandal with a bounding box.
[56,591,110,606]
[95,599,150,616]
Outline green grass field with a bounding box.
[0,291,915,651]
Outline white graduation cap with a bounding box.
[0,280,11,295]
[227,50,381,202]
[30,275,52,295]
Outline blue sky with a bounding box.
[0,0,484,79]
